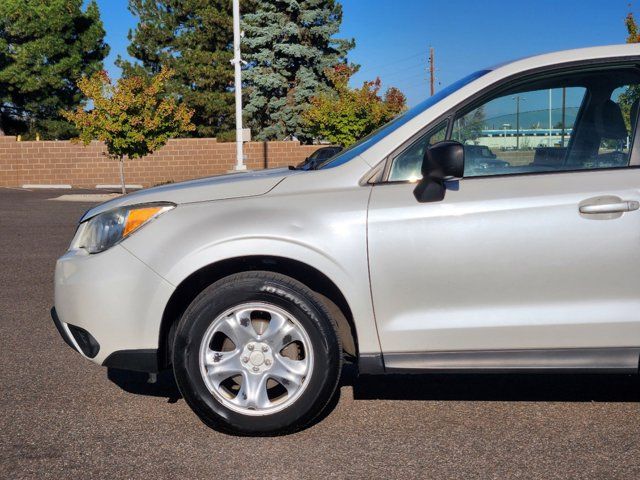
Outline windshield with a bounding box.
[318,69,491,169]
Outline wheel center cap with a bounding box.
[249,351,265,366]
[241,342,273,374]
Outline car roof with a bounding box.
[325,44,640,172]
[489,44,640,76]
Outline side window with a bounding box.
[388,121,447,181]
[452,68,640,177]
[596,85,637,162]
[454,87,587,177]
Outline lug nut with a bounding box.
[265,359,272,366]
[252,366,259,372]
[247,343,254,351]
[262,345,269,352]
[242,356,249,363]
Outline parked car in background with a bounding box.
[296,145,343,170]
[463,145,511,174]
[54,44,640,435]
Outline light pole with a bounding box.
[231,0,246,171]
[548,89,553,147]
[561,87,566,147]
[502,123,510,149]
[513,95,524,150]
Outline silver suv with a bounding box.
[54,44,640,435]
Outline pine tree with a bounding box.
[0,0,109,139]
[242,0,354,141]
[119,0,242,138]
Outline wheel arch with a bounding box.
[158,255,359,370]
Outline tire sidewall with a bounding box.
[173,274,341,435]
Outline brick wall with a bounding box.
[0,136,324,188]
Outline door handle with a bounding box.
[579,200,640,214]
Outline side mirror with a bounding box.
[414,140,465,203]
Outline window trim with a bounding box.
[377,57,640,184]
[384,119,449,182]
[631,120,640,166]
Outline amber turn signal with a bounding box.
[123,207,165,237]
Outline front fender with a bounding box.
[121,191,382,356]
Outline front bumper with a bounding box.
[53,244,175,371]
[51,307,100,358]
[51,307,159,372]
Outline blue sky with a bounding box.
[95,0,634,106]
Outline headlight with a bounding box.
[71,203,175,254]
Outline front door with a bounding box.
[368,63,640,366]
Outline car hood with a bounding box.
[81,167,295,221]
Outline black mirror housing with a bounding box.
[421,140,465,180]
[413,179,446,202]
[414,141,465,203]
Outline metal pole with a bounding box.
[561,87,566,147]
[232,0,246,171]
[515,96,520,150]
[548,89,552,147]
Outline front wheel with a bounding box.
[172,271,342,435]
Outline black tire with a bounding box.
[172,271,342,435]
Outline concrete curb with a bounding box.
[22,184,72,189]
[50,193,122,202]
[96,184,143,190]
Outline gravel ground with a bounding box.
[2,187,640,479]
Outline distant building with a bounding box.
[477,128,573,149]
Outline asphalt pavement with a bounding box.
[2,187,640,479]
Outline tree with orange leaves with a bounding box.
[626,12,640,43]
[619,11,640,131]
[302,65,407,147]
[63,67,194,193]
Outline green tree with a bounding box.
[119,0,244,138]
[453,106,485,144]
[0,0,108,139]
[243,0,354,141]
[627,11,640,42]
[63,68,195,194]
[302,64,407,147]
[619,11,640,132]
